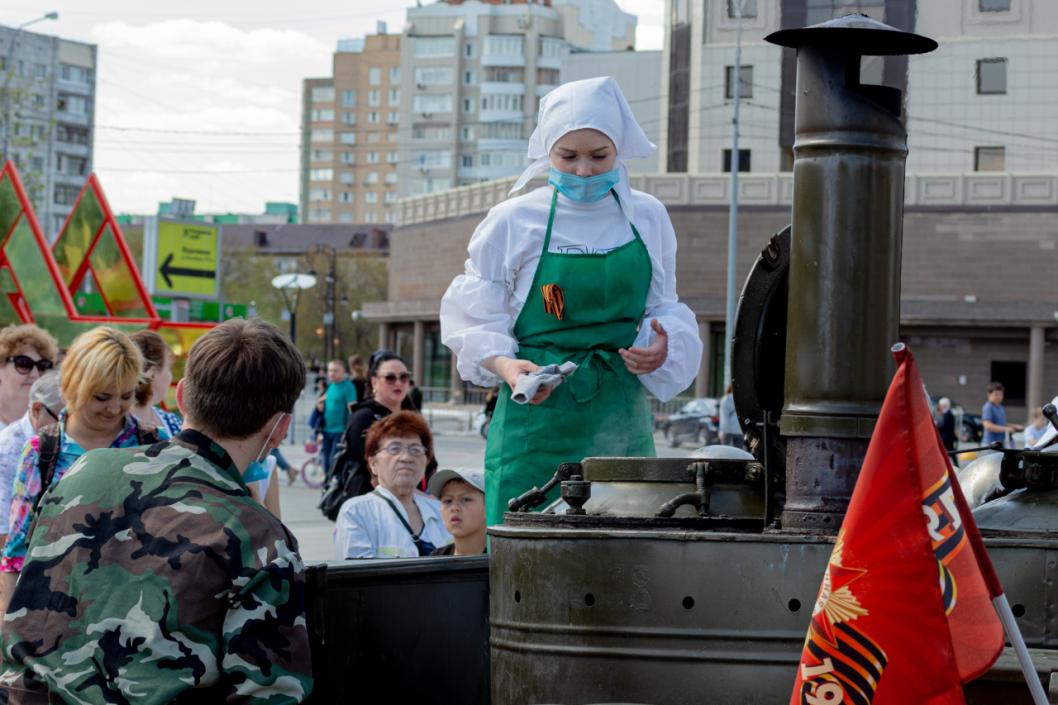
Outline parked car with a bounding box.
[662,398,720,448]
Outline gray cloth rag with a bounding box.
[511,361,578,405]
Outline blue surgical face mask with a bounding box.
[243,414,286,484]
[548,166,620,203]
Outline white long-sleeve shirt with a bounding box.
[440,186,702,401]
[334,486,452,559]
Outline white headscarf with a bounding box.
[509,76,655,222]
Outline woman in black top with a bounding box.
[336,350,425,498]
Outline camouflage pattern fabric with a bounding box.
[0,429,313,704]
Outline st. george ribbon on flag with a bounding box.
[790,343,1045,705]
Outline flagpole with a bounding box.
[992,594,1049,705]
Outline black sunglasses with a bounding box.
[7,355,54,375]
[379,372,411,384]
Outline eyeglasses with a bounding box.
[377,442,427,457]
[6,355,54,375]
[379,373,411,384]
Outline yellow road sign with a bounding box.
[154,221,219,297]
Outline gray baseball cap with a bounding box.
[428,468,485,497]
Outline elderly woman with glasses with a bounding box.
[334,410,451,558]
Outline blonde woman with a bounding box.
[0,327,160,607]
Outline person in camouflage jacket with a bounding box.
[0,319,313,704]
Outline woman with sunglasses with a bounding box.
[0,324,58,432]
[334,410,451,558]
[329,350,421,501]
[0,327,161,610]
[0,372,62,549]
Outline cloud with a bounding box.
[87,18,329,212]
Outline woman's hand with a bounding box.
[619,320,668,376]
[484,356,552,405]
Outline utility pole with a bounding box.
[323,246,337,361]
[723,0,745,390]
[1,12,58,164]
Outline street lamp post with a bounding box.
[1,11,59,164]
[271,273,317,344]
[723,0,745,390]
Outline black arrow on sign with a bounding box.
[160,253,215,289]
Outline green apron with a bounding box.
[484,188,656,526]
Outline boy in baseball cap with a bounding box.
[427,468,486,556]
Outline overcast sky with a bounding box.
[1,1,663,215]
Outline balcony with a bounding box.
[481,53,526,68]
[481,81,526,94]
[479,109,523,123]
[536,55,562,70]
[536,83,557,97]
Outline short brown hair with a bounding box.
[130,330,173,405]
[0,324,58,363]
[987,381,1005,394]
[348,354,366,379]
[183,318,305,439]
[61,328,144,413]
[364,410,433,461]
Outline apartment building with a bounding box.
[300,30,402,225]
[0,25,96,238]
[398,0,636,197]
[660,0,1058,176]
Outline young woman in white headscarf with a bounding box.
[440,77,703,526]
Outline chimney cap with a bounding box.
[765,13,936,56]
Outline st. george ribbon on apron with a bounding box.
[484,187,656,526]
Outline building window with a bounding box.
[990,361,1026,405]
[365,191,378,204]
[414,67,453,86]
[339,132,356,145]
[724,65,753,99]
[340,152,354,165]
[309,209,331,221]
[309,168,333,181]
[412,124,452,141]
[339,212,353,224]
[539,37,564,58]
[369,67,381,85]
[342,111,357,125]
[59,63,89,83]
[480,94,523,112]
[485,35,525,56]
[462,155,473,168]
[805,1,884,25]
[340,191,353,203]
[486,67,525,83]
[727,0,758,17]
[411,150,452,168]
[412,94,453,114]
[368,112,380,124]
[415,36,456,58]
[56,124,88,145]
[536,68,559,85]
[54,185,80,206]
[465,42,474,58]
[367,151,380,164]
[311,108,334,121]
[722,149,751,172]
[366,212,378,223]
[387,151,398,164]
[57,94,88,115]
[974,146,1005,171]
[342,90,357,107]
[976,58,1007,94]
[464,98,475,114]
[309,188,331,201]
[385,172,398,184]
[311,149,333,161]
[979,0,1010,10]
[384,192,398,203]
[311,129,333,143]
[311,86,335,102]
[387,112,399,124]
[368,90,381,107]
[464,70,475,86]
[461,126,474,141]
[366,172,379,184]
[388,88,399,106]
[340,171,354,183]
[389,66,401,83]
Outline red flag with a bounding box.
[790,344,1004,705]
